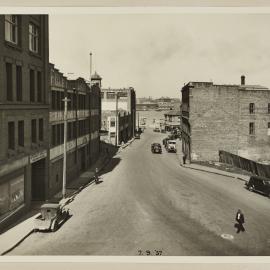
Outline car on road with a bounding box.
[34,203,70,232]
[151,143,162,154]
[135,133,141,139]
[153,127,160,132]
[245,175,270,197]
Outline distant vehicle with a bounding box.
[161,129,166,133]
[135,132,141,139]
[151,143,162,154]
[153,127,160,132]
[166,140,177,153]
[245,175,270,197]
[34,203,70,232]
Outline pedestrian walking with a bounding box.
[235,209,245,233]
[94,167,99,184]
[183,154,187,165]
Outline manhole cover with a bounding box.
[221,234,234,240]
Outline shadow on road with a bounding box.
[99,157,121,176]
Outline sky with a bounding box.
[49,13,270,98]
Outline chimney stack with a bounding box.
[241,75,245,85]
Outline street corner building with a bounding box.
[0,15,49,230]
[49,65,101,198]
[181,76,270,163]
[100,86,136,145]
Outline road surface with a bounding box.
[8,129,270,255]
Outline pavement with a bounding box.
[181,163,250,182]
[174,138,250,182]
[0,139,134,256]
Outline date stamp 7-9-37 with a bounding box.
[138,249,163,256]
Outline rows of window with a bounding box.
[5,15,40,54]
[50,71,67,88]
[51,91,87,111]
[8,118,44,150]
[249,103,270,114]
[51,120,89,147]
[6,62,43,103]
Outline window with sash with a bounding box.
[5,15,18,44]
[29,23,39,53]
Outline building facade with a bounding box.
[164,110,181,131]
[0,15,49,230]
[181,76,270,162]
[101,87,136,145]
[49,65,101,197]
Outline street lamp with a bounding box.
[62,96,70,198]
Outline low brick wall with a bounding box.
[219,150,270,178]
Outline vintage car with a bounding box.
[151,143,162,154]
[166,140,177,153]
[34,203,70,232]
[245,175,270,197]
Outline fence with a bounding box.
[219,150,270,178]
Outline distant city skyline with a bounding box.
[49,13,270,98]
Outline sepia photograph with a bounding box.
[1,1,270,263]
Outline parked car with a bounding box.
[153,127,160,132]
[245,175,270,197]
[151,143,162,154]
[34,203,70,232]
[135,132,141,139]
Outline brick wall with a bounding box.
[190,84,239,161]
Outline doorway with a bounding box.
[31,159,46,201]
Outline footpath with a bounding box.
[175,138,250,182]
[181,163,250,182]
[0,138,135,256]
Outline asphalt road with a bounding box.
[8,129,270,255]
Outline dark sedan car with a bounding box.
[245,175,270,197]
[151,143,162,154]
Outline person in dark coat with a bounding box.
[183,154,187,165]
[235,209,245,233]
[94,167,99,184]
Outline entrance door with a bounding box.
[31,159,46,201]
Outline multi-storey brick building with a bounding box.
[181,76,270,162]
[49,65,101,197]
[0,15,49,229]
[101,87,136,145]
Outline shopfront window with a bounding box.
[0,174,24,218]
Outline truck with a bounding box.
[166,140,177,153]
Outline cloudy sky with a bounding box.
[49,13,270,98]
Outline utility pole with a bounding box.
[89,52,92,83]
[62,96,70,199]
[115,93,119,146]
